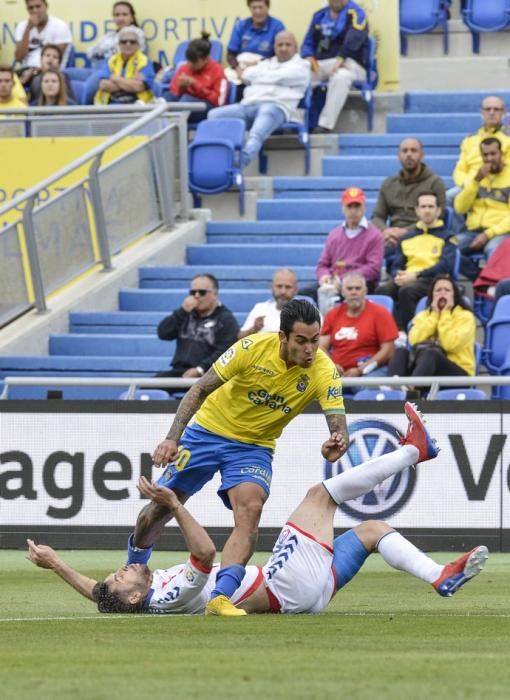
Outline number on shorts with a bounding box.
[174,447,191,472]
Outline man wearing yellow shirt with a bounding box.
[0,67,27,111]
[454,137,510,257]
[452,95,510,188]
[128,299,348,615]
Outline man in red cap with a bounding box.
[301,186,384,311]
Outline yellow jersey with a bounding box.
[195,333,345,449]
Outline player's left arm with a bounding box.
[322,413,348,462]
[26,539,98,601]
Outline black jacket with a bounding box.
[157,304,239,372]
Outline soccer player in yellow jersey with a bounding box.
[127,300,348,615]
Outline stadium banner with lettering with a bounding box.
[0,136,147,229]
[0,403,507,550]
[0,0,399,91]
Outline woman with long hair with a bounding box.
[38,69,75,106]
[387,275,477,382]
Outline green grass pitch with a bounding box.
[1,549,509,700]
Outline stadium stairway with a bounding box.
[0,90,493,399]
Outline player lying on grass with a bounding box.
[27,403,488,615]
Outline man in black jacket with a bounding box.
[157,274,239,378]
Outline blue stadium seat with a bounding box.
[405,90,510,114]
[400,0,450,55]
[119,288,273,312]
[186,243,324,266]
[434,388,487,400]
[461,0,510,53]
[366,295,395,314]
[64,67,93,81]
[259,85,312,175]
[118,389,171,400]
[256,198,376,220]
[138,265,317,288]
[482,297,510,374]
[352,36,379,130]
[352,389,406,401]
[188,118,246,215]
[49,334,174,357]
[70,80,85,105]
[386,113,482,133]
[322,154,456,177]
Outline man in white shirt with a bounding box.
[14,0,72,71]
[238,268,298,338]
[208,30,310,165]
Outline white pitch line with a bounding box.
[0,611,509,622]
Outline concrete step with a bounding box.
[400,56,510,91]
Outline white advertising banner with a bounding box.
[0,408,507,530]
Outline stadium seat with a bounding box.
[70,80,85,105]
[400,0,450,55]
[434,388,487,400]
[366,295,395,314]
[259,85,312,175]
[64,67,94,81]
[482,297,510,374]
[461,0,510,53]
[352,389,406,401]
[188,118,246,215]
[352,36,379,131]
[118,389,171,400]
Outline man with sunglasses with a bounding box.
[156,274,239,380]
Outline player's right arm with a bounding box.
[152,367,225,466]
[26,539,98,601]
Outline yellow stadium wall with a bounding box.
[0,0,399,90]
[0,136,147,228]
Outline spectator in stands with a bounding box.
[238,268,298,338]
[14,0,72,79]
[0,66,26,110]
[38,69,75,106]
[387,276,476,385]
[94,26,154,105]
[371,138,447,251]
[454,137,510,258]
[208,31,310,166]
[375,192,457,330]
[167,32,227,124]
[319,272,398,380]
[87,2,146,65]
[156,274,239,379]
[301,0,368,134]
[300,186,383,307]
[453,96,510,188]
[27,44,75,104]
[227,0,285,68]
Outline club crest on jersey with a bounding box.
[185,567,196,583]
[296,374,310,393]
[218,347,236,367]
[241,338,253,350]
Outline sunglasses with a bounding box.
[119,39,138,45]
[189,289,212,297]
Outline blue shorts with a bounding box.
[156,423,273,509]
[333,529,369,591]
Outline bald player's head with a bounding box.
[274,31,298,62]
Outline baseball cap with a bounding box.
[342,187,366,205]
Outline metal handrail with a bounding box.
[0,102,171,218]
[1,375,507,400]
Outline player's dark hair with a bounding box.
[248,0,270,6]
[426,275,472,312]
[280,299,320,336]
[93,581,144,614]
[192,273,219,291]
[41,44,63,61]
[113,1,140,26]
[480,136,502,151]
[186,32,212,62]
[0,65,14,77]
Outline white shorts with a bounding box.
[262,523,335,614]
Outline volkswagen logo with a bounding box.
[323,418,416,520]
